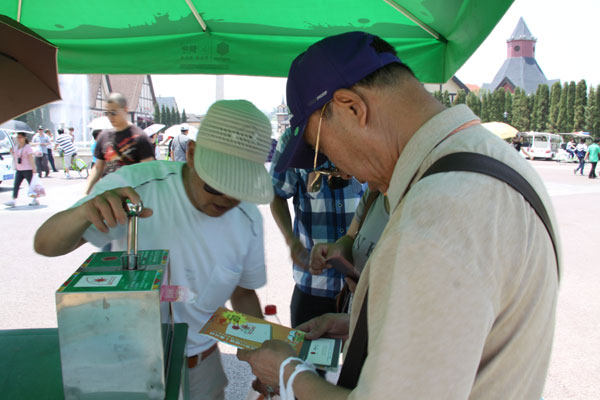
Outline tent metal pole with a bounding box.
[184,0,208,32]
[383,0,446,42]
[17,0,22,22]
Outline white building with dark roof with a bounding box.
[482,18,559,95]
[108,75,157,128]
[424,76,470,102]
[38,74,159,142]
[88,74,157,128]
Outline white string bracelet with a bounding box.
[285,361,317,400]
[279,357,303,400]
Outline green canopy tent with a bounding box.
[1,0,513,82]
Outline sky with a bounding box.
[151,0,600,116]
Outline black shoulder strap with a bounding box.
[337,152,559,390]
[177,135,185,153]
[421,152,559,276]
[337,289,368,389]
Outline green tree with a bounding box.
[481,91,492,122]
[528,93,535,127]
[442,90,451,108]
[597,84,600,134]
[181,109,187,123]
[530,85,541,129]
[432,90,443,104]
[491,88,506,121]
[504,91,513,125]
[174,107,181,124]
[512,88,531,132]
[556,82,571,132]
[532,84,550,132]
[166,106,172,126]
[452,89,467,106]
[161,105,167,125]
[548,82,562,132]
[556,83,569,132]
[573,79,588,131]
[154,103,160,125]
[466,91,481,117]
[566,81,576,130]
[585,86,600,136]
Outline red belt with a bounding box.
[187,343,218,369]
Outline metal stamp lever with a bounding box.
[122,199,144,270]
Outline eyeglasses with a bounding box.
[104,110,118,117]
[307,101,350,192]
[203,183,224,196]
[309,101,331,189]
[307,168,349,192]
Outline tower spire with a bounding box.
[508,17,536,42]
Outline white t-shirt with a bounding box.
[575,142,588,155]
[76,161,267,355]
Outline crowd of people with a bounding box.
[4,124,77,207]
[512,134,599,179]
[567,137,600,178]
[29,31,566,400]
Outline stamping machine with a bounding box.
[55,201,186,399]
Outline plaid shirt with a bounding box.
[270,130,364,298]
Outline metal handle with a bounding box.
[122,199,143,270]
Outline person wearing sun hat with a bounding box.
[238,31,559,400]
[171,124,191,162]
[34,99,274,400]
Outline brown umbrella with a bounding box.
[0,15,61,124]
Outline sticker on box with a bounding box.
[74,275,122,288]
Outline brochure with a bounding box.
[199,307,341,371]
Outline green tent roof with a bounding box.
[1,0,513,82]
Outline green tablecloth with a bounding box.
[0,324,188,399]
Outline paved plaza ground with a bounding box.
[1,159,599,399]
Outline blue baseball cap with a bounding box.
[275,31,402,173]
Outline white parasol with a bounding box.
[163,124,198,140]
[143,123,165,137]
[88,116,112,130]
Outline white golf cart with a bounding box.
[519,132,562,160]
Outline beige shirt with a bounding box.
[348,105,560,399]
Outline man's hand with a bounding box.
[296,313,350,341]
[250,378,279,398]
[237,340,297,388]
[79,187,153,233]
[309,242,345,275]
[289,237,310,269]
[35,185,152,257]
